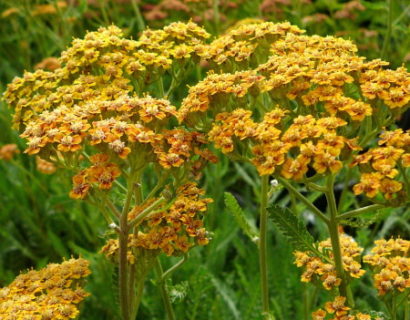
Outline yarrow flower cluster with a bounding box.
[0,258,90,320]
[312,296,381,320]
[101,182,212,258]
[363,238,409,295]
[294,234,365,290]
[352,129,410,200]
[3,24,216,201]
[176,22,410,204]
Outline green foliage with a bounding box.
[224,192,258,242]
[268,205,319,255]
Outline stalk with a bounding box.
[119,224,130,320]
[131,0,145,32]
[118,179,135,320]
[278,177,329,224]
[212,0,220,34]
[154,258,176,320]
[128,177,144,318]
[324,175,353,306]
[381,0,394,59]
[391,294,397,320]
[259,175,270,318]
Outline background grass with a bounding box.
[0,0,409,319]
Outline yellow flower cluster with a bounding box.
[294,234,365,290]
[101,183,212,258]
[70,154,121,199]
[208,107,360,178]
[0,144,19,161]
[137,21,210,61]
[352,129,410,199]
[174,22,410,184]
[178,70,263,123]
[197,21,303,68]
[3,23,216,198]
[3,22,208,127]
[0,258,90,320]
[312,296,380,320]
[360,67,410,109]
[363,238,409,295]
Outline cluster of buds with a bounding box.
[101,183,212,258]
[0,258,90,320]
[363,238,409,295]
[294,234,365,290]
[312,296,381,320]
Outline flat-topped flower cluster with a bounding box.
[0,258,90,320]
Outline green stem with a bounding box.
[278,177,329,224]
[337,169,352,212]
[155,258,176,320]
[128,197,166,229]
[302,284,309,320]
[162,254,188,281]
[119,227,130,320]
[259,175,271,319]
[131,0,145,31]
[212,0,220,34]
[130,277,145,320]
[128,175,144,318]
[391,293,397,320]
[324,175,353,307]
[119,178,135,320]
[337,204,385,221]
[405,295,409,320]
[381,0,393,59]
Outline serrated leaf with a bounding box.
[224,192,258,240]
[268,205,322,257]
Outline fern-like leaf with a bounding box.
[268,205,322,257]
[224,192,258,241]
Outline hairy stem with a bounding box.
[325,175,353,306]
[119,225,130,320]
[119,179,135,320]
[128,176,144,318]
[259,175,271,318]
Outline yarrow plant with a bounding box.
[2,18,410,320]
[3,22,217,320]
[175,20,409,319]
[0,258,90,320]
